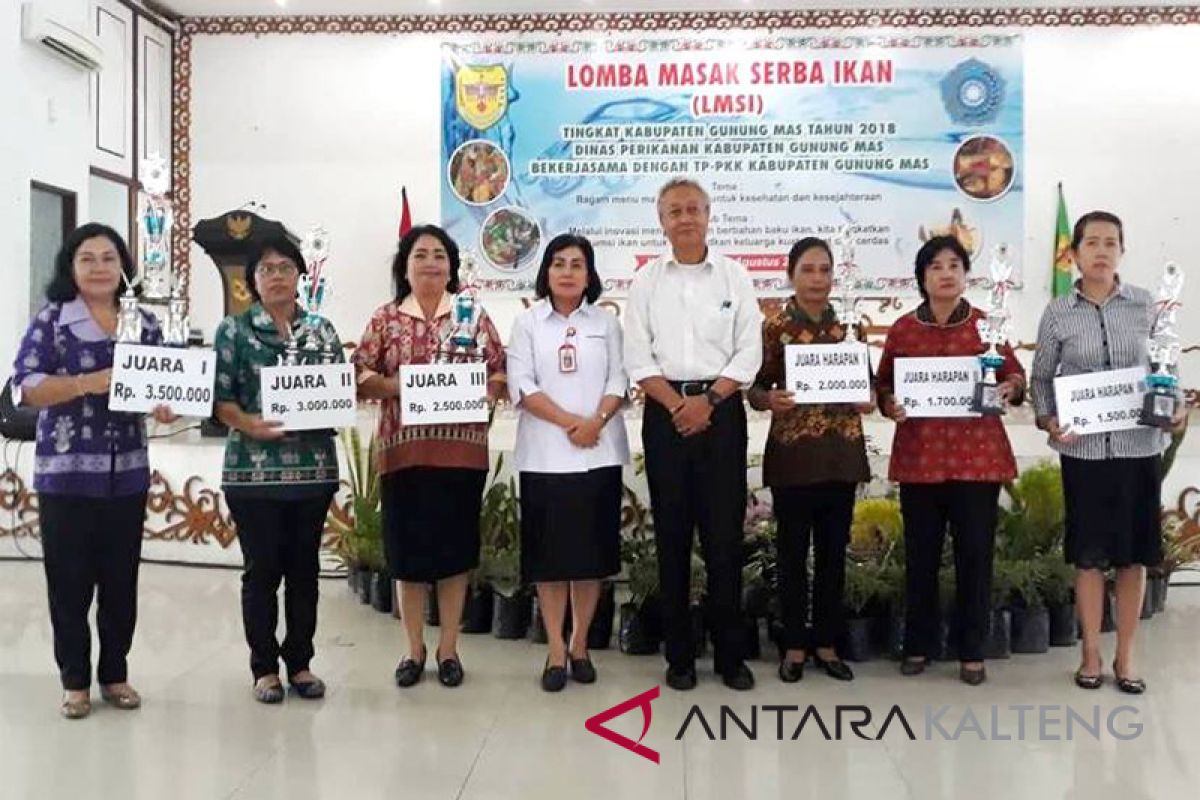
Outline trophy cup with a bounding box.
[439,251,487,362]
[279,332,301,367]
[138,156,173,302]
[971,244,1014,415]
[163,285,190,346]
[298,226,332,364]
[833,224,863,339]
[115,285,143,343]
[1139,261,1185,428]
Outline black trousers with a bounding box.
[39,493,146,691]
[642,393,747,675]
[772,482,855,651]
[227,492,334,680]
[899,481,1000,663]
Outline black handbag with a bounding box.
[0,377,38,441]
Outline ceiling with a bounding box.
[157,0,1190,17]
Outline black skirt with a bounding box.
[381,467,486,582]
[1061,455,1162,569]
[519,466,622,584]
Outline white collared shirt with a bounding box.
[623,250,763,384]
[507,299,631,473]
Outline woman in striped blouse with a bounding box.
[1031,211,1187,695]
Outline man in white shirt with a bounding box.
[624,177,763,691]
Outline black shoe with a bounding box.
[1073,669,1103,690]
[569,655,597,684]
[665,664,697,691]
[1113,661,1146,695]
[900,658,927,676]
[288,676,326,699]
[394,647,427,688]
[437,654,464,687]
[722,663,756,691]
[813,654,854,682]
[778,660,805,683]
[959,664,987,686]
[541,659,568,693]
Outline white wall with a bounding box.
[1,0,174,372]
[0,0,95,369]
[187,33,446,346]
[186,24,1200,378]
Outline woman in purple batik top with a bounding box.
[11,223,177,720]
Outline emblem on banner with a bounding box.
[940,58,1005,126]
[455,65,508,131]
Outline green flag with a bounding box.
[1052,183,1074,297]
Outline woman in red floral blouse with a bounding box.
[875,235,1025,686]
[353,225,507,690]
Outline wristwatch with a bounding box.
[704,388,723,407]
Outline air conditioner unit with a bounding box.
[21,2,104,72]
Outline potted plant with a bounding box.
[478,456,529,639]
[1159,515,1199,612]
[618,483,662,655]
[1009,559,1050,654]
[689,551,708,659]
[1101,575,1116,633]
[849,496,904,659]
[1039,551,1077,647]
[587,581,617,650]
[878,561,906,660]
[461,572,495,634]
[843,559,887,662]
[333,429,384,606]
[999,462,1065,561]
[984,559,1015,660]
[742,491,776,619]
[1154,424,1193,612]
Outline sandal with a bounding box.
[253,676,285,704]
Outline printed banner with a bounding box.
[441,32,1024,295]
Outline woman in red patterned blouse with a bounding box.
[875,235,1025,686]
[353,225,506,690]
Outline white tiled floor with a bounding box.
[1,560,1198,800]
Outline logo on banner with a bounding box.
[940,58,1005,126]
[455,64,509,130]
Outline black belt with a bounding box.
[667,379,716,397]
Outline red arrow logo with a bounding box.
[584,686,661,764]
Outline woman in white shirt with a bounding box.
[507,234,630,693]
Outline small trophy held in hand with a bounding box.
[439,250,487,362]
[971,244,1014,415]
[1139,261,1185,429]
